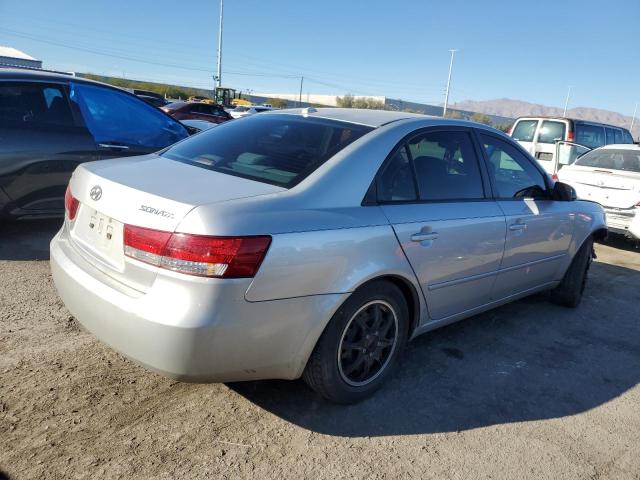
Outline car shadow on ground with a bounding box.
[598,234,639,253]
[0,219,61,261]
[230,260,640,437]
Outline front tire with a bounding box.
[303,280,409,404]
[550,236,593,308]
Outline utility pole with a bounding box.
[298,76,304,107]
[630,102,638,132]
[215,0,224,90]
[562,85,573,117]
[442,49,457,117]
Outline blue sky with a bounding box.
[1,0,638,114]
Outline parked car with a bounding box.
[137,95,169,108]
[187,95,211,103]
[161,101,231,124]
[558,144,640,241]
[510,117,634,174]
[179,119,219,132]
[229,105,273,119]
[51,108,606,403]
[0,68,189,219]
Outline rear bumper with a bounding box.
[604,207,640,239]
[50,229,347,382]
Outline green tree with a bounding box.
[496,123,512,133]
[265,97,288,108]
[336,94,355,108]
[444,110,463,119]
[470,112,493,125]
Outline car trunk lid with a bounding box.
[561,166,640,208]
[66,154,284,292]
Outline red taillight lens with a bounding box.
[567,131,575,142]
[551,174,559,181]
[123,224,271,278]
[64,185,80,220]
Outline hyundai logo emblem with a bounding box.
[90,185,102,201]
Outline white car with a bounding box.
[558,144,640,240]
[229,105,273,119]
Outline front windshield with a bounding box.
[162,114,373,188]
[575,149,640,173]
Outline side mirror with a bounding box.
[552,181,577,201]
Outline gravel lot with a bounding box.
[1,220,639,479]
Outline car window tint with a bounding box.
[575,124,605,149]
[378,145,417,202]
[623,130,634,143]
[614,129,624,144]
[605,128,616,144]
[408,130,484,200]
[69,83,187,148]
[479,133,547,199]
[0,82,74,128]
[162,114,373,188]
[538,121,566,144]
[511,120,538,142]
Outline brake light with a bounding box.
[567,131,575,142]
[64,185,79,220]
[123,224,271,278]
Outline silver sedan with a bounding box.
[50,108,606,403]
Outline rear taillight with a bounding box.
[123,224,271,278]
[567,131,575,142]
[64,185,79,220]
[551,174,559,181]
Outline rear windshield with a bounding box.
[538,120,566,144]
[162,114,373,188]
[511,120,538,142]
[575,149,640,172]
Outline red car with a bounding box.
[161,101,232,124]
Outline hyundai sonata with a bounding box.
[51,108,606,403]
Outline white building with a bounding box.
[253,92,386,107]
[0,46,42,69]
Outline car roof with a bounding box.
[267,107,430,127]
[594,143,640,151]
[514,116,630,130]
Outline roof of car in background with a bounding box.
[594,144,640,150]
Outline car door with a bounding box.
[379,127,506,320]
[533,119,568,173]
[477,132,574,299]
[0,81,96,216]
[68,82,189,160]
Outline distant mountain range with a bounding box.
[452,98,639,139]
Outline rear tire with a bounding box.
[550,236,593,308]
[303,280,409,404]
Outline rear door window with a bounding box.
[623,130,634,143]
[575,124,605,149]
[408,130,485,201]
[69,83,188,148]
[511,120,538,142]
[537,121,566,144]
[162,114,373,188]
[0,82,74,128]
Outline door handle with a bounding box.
[411,232,439,242]
[98,143,130,150]
[508,223,527,231]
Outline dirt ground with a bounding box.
[1,219,639,479]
